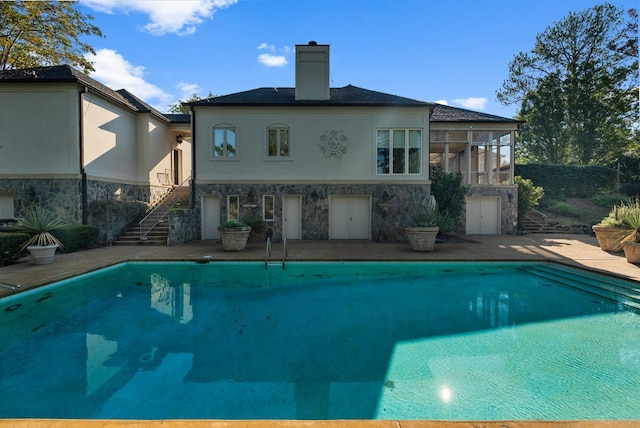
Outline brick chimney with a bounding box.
[295,41,330,101]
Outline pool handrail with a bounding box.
[0,281,20,291]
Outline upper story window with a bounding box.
[267,125,290,158]
[376,129,421,175]
[213,125,236,158]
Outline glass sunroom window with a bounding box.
[377,129,421,175]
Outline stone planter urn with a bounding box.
[592,225,631,253]
[27,244,58,265]
[218,226,251,251]
[622,241,640,265]
[405,226,439,252]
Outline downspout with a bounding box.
[79,86,88,224]
[190,106,196,209]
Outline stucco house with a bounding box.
[189,42,520,241]
[0,41,519,244]
[0,65,192,225]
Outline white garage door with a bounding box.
[329,196,370,239]
[466,196,500,234]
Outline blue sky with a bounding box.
[78,0,633,118]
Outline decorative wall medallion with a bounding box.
[318,130,348,158]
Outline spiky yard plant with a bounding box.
[620,198,640,244]
[17,207,66,251]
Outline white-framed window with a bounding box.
[263,195,275,221]
[376,129,422,175]
[212,125,237,158]
[227,195,239,219]
[266,124,290,159]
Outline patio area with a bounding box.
[1,233,638,297]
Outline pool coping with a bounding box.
[0,419,638,428]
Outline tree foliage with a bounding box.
[0,1,102,73]
[168,92,215,114]
[499,4,638,166]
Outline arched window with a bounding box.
[266,124,290,158]
[212,124,236,158]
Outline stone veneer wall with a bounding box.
[0,178,82,222]
[465,185,519,235]
[195,183,433,241]
[0,177,171,241]
[168,209,199,245]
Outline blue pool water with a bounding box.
[0,261,639,420]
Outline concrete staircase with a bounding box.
[521,209,565,233]
[113,186,190,246]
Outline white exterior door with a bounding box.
[283,195,301,239]
[466,196,500,234]
[329,196,370,239]
[0,195,14,219]
[201,196,220,240]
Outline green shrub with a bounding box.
[51,225,97,253]
[219,219,248,228]
[515,164,617,198]
[516,176,544,229]
[243,215,267,235]
[0,232,29,266]
[430,164,467,232]
[590,193,629,208]
[620,181,640,197]
[547,201,582,218]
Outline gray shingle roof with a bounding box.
[188,85,434,107]
[431,103,519,123]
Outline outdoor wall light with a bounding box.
[379,202,393,213]
[176,134,183,143]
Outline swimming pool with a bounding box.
[0,261,639,420]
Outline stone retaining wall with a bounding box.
[168,209,199,245]
[195,182,433,241]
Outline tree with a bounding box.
[498,4,638,165]
[0,1,102,73]
[168,92,215,114]
[518,73,571,164]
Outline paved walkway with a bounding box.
[1,233,638,298]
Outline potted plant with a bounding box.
[16,206,66,264]
[592,203,632,253]
[405,203,442,252]
[218,219,252,251]
[620,198,640,265]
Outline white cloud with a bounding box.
[258,53,288,67]
[177,82,201,99]
[81,0,238,35]
[452,97,488,110]
[86,49,173,109]
[256,43,290,67]
[433,99,449,105]
[257,43,275,52]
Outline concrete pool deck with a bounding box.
[1,233,639,428]
[1,233,639,297]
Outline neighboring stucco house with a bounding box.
[0,65,192,224]
[189,42,520,241]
